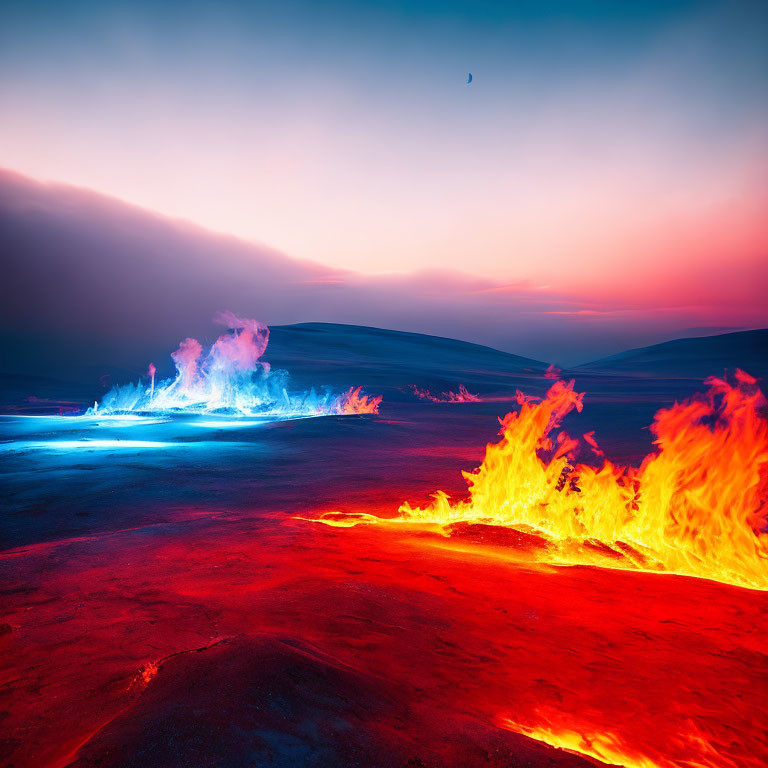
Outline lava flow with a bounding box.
[311,372,768,590]
[4,502,766,768]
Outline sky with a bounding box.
[0,0,766,350]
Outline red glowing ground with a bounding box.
[2,502,766,768]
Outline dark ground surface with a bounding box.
[1,325,766,768]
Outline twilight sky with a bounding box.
[1,0,766,341]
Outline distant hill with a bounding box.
[269,322,545,372]
[578,329,768,381]
[267,322,548,396]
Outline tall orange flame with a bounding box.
[410,383,482,402]
[336,386,383,414]
[394,373,767,589]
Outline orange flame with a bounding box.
[312,373,767,589]
[395,373,768,589]
[336,386,383,414]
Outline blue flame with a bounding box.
[88,313,380,419]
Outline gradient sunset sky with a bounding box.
[1,0,766,334]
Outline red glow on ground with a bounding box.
[1,508,766,767]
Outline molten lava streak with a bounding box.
[313,372,768,590]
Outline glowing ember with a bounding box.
[139,662,159,686]
[409,383,482,402]
[90,312,381,418]
[313,372,768,590]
